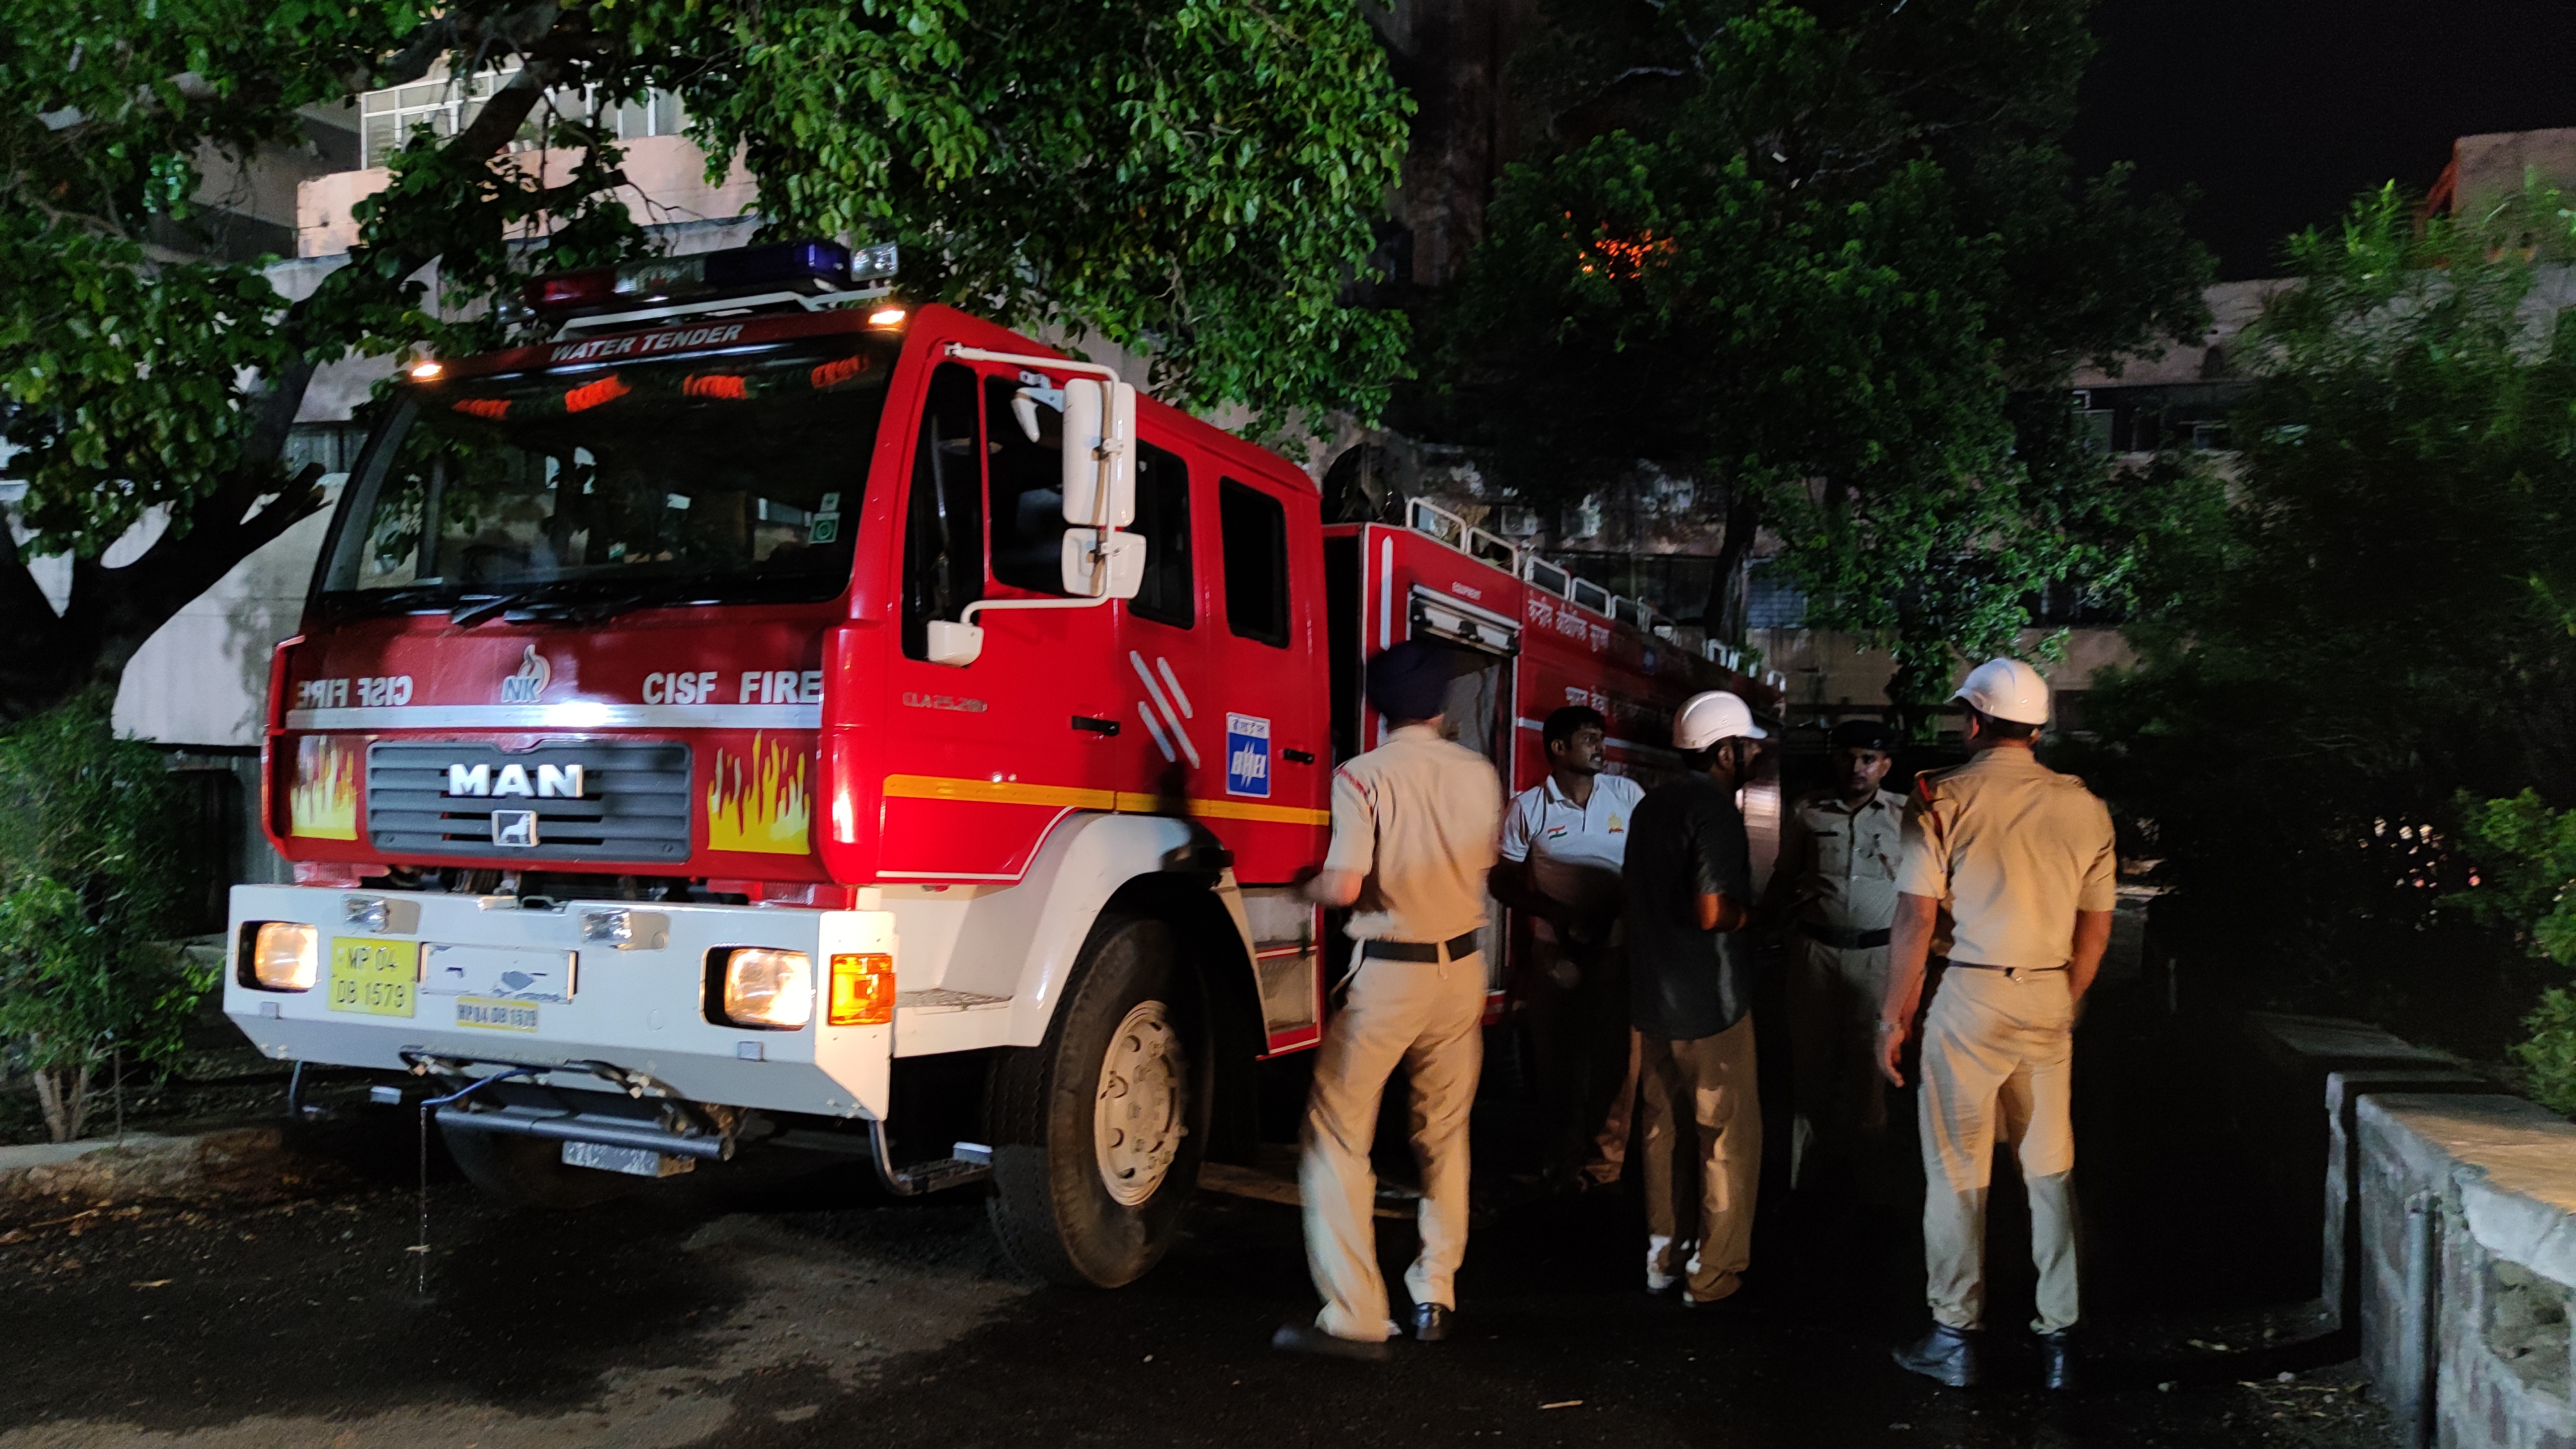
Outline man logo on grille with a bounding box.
[491,810,539,848]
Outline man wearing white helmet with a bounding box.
[1621,689,1769,1306]
[1877,657,2116,1393]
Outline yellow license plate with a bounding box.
[328,939,419,1017]
[456,996,541,1033]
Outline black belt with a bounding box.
[1361,930,1483,963]
[1932,956,2065,973]
[1801,922,1891,950]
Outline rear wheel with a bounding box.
[441,1125,644,1210]
[987,913,1210,1286]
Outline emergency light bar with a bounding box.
[525,238,900,315]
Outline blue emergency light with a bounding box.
[525,238,901,314]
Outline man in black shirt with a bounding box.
[1624,689,1768,1305]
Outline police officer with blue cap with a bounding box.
[1275,640,1503,1361]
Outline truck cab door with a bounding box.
[880,358,1124,881]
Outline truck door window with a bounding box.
[902,362,986,660]
[1218,477,1290,648]
[983,374,1073,596]
[1130,441,1192,628]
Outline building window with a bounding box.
[360,68,686,167]
[1218,478,1290,648]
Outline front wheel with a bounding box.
[987,914,1210,1286]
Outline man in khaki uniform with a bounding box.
[1763,717,1905,1207]
[1878,658,2115,1392]
[1275,640,1502,1361]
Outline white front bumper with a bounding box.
[223,885,891,1119]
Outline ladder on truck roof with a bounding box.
[1400,498,1788,692]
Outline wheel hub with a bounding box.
[1093,1000,1185,1206]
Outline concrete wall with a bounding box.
[2358,1094,2576,1449]
[296,135,758,258]
[2448,129,2576,220]
[1750,626,2136,716]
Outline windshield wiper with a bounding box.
[453,588,658,629]
[332,583,462,616]
[450,591,540,628]
[502,593,657,627]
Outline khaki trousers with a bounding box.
[1787,935,1892,1200]
[1638,1015,1762,1299]
[1299,951,1488,1341]
[1917,964,2080,1334]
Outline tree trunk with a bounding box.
[31,1058,93,1143]
[1705,485,1763,647]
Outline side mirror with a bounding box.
[924,620,984,667]
[1061,528,1146,599]
[1060,378,1136,528]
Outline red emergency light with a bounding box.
[523,238,900,315]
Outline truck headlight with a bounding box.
[828,953,896,1026]
[716,948,812,1030]
[244,922,318,991]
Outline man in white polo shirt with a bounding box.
[1494,704,1647,1189]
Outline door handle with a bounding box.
[1072,715,1121,736]
[1283,748,1316,765]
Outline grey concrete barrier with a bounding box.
[2358,1094,2576,1449]
[2240,1013,2480,1325]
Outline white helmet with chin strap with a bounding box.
[1953,657,2051,726]
[1673,691,1769,750]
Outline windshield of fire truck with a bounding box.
[319,336,897,611]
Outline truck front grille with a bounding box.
[365,741,693,863]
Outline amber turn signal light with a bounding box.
[828,953,895,1026]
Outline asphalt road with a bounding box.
[0,1127,2394,1449]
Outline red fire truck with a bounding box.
[224,237,1780,1286]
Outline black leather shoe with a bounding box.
[1411,1303,1453,1342]
[1270,1324,1393,1363]
[2036,1329,2079,1392]
[1892,1323,1983,1388]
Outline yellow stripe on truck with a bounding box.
[882,774,1328,826]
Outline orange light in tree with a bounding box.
[828,953,895,1026]
[1573,227,1673,280]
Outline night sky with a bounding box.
[2070,0,2576,278]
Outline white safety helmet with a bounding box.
[1952,657,2051,726]
[1673,691,1769,751]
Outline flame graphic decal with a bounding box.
[291,736,360,840]
[706,733,812,854]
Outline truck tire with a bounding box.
[987,913,1211,1287]
[441,1124,643,1210]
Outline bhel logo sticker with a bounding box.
[1225,713,1272,798]
[500,645,551,703]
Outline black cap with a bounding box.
[1367,640,1457,724]
[1829,718,1895,753]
